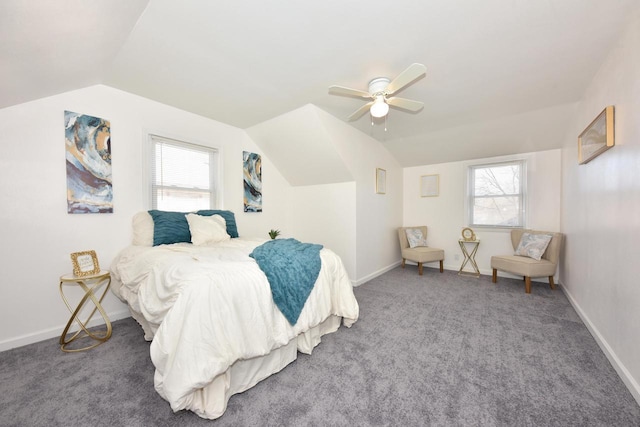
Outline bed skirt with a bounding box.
[135,313,343,419]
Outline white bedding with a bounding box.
[111,237,359,419]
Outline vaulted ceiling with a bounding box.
[2,0,638,166]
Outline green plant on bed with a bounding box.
[268,229,281,239]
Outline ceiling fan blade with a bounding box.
[347,101,374,121]
[386,97,424,112]
[385,63,427,95]
[329,85,372,99]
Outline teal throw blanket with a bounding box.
[250,238,323,325]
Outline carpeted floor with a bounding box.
[1,266,639,426]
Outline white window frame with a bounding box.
[465,159,527,229]
[146,133,221,210]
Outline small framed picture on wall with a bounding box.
[376,168,386,194]
[420,174,439,197]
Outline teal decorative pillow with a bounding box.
[148,209,239,246]
[405,228,427,248]
[514,233,552,261]
[148,210,191,246]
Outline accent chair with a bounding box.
[491,229,564,293]
[397,226,445,275]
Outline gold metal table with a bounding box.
[458,239,481,278]
[59,271,112,352]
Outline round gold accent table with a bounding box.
[59,271,112,352]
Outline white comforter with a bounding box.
[111,238,359,416]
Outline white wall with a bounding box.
[315,108,404,284]
[248,104,403,285]
[0,85,292,350]
[403,149,562,276]
[289,182,357,279]
[560,9,640,403]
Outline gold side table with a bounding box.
[59,271,112,352]
[458,239,481,278]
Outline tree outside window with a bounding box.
[468,160,525,228]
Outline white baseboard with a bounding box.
[0,309,131,352]
[353,261,402,286]
[561,286,640,406]
[356,260,560,284]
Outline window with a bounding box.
[150,134,219,211]
[467,160,526,228]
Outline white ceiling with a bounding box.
[2,0,638,166]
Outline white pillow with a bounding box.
[186,213,230,246]
[405,228,427,248]
[132,211,154,246]
[514,233,552,261]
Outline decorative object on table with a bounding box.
[458,239,481,278]
[420,174,439,197]
[375,168,386,194]
[59,271,112,352]
[461,227,476,241]
[268,229,281,239]
[70,250,101,277]
[578,105,614,165]
[64,111,112,214]
[243,151,262,212]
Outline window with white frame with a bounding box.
[467,160,526,228]
[150,134,219,211]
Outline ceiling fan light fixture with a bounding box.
[329,63,426,122]
[370,96,389,118]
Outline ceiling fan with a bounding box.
[329,63,427,121]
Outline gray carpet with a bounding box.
[1,267,639,426]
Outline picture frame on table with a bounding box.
[70,250,101,277]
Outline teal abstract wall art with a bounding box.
[243,151,262,212]
[65,111,113,213]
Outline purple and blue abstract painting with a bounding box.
[65,111,113,213]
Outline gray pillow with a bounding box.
[405,228,427,248]
[514,233,552,261]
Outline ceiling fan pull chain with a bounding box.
[384,115,387,132]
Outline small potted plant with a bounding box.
[268,229,281,239]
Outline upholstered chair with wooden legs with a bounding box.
[397,226,445,275]
[491,229,564,294]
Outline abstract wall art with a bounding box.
[65,111,113,213]
[243,151,262,212]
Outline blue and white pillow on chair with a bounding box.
[514,233,552,261]
[406,228,428,248]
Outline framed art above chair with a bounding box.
[578,105,614,165]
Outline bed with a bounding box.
[110,210,359,419]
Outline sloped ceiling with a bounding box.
[246,104,353,187]
[1,0,638,166]
[0,0,149,108]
